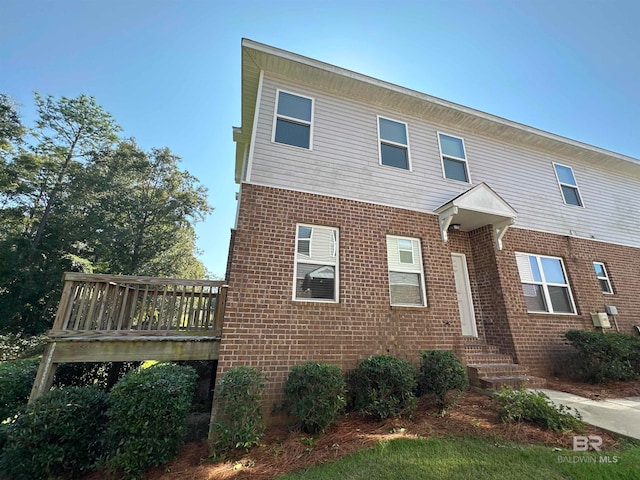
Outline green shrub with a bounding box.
[210,366,265,457]
[496,388,583,433]
[283,362,346,433]
[418,350,468,408]
[0,386,109,479]
[348,354,417,420]
[106,363,197,479]
[565,330,640,383]
[0,358,40,422]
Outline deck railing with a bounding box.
[50,273,227,337]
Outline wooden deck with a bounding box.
[30,273,227,401]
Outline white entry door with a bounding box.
[451,253,478,337]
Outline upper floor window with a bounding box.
[553,163,583,207]
[378,116,410,169]
[386,236,426,306]
[294,224,338,301]
[593,262,613,294]
[438,133,470,182]
[273,90,313,149]
[515,252,576,314]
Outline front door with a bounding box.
[452,253,478,337]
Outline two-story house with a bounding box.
[218,39,640,415]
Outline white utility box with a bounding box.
[590,312,611,328]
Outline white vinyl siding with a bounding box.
[553,163,583,207]
[438,132,470,183]
[515,252,576,314]
[386,236,426,306]
[249,75,640,251]
[294,224,338,302]
[272,90,313,149]
[593,262,613,294]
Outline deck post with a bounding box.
[29,342,58,402]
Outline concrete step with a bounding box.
[479,375,547,390]
[468,363,530,378]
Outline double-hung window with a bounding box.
[378,116,410,169]
[294,224,338,301]
[438,133,470,182]
[386,236,426,306]
[553,163,583,206]
[593,262,613,294]
[273,90,313,149]
[515,253,576,314]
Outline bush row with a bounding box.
[565,330,640,383]
[0,363,197,480]
[210,350,468,457]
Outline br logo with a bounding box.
[573,435,602,451]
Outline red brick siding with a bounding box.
[218,183,465,417]
[499,228,640,375]
[219,183,640,417]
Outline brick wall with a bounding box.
[217,183,465,419]
[498,228,640,375]
[218,182,640,419]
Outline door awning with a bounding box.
[434,183,517,250]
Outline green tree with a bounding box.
[29,93,121,249]
[64,140,211,278]
[0,94,211,334]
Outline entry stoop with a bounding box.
[460,340,547,390]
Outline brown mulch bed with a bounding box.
[544,377,640,400]
[87,387,623,480]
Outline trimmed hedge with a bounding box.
[497,387,583,433]
[0,386,109,479]
[418,350,468,408]
[565,330,640,383]
[348,354,417,420]
[0,358,40,422]
[283,362,346,433]
[210,366,265,457]
[105,363,197,479]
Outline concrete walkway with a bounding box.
[533,388,640,440]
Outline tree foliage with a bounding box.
[0,93,212,334]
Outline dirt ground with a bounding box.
[97,378,639,480]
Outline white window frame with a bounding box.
[437,132,471,183]
[272,89,314,150]
[553,162,584,207]
[593,262,613,294]
[516,252,577,315]
[387,235,427,307]
[293,224,339,303]
[377,115,412,170]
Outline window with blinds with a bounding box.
[294,224,338,301]
[515,252,576,314]
[386,235,426,306]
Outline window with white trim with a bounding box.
[386,236,426,306]
[593,262,613,294]
[438,132,470,182]
[378,117,410,169]
[294,224,338,301]
[515,253,576,314]
[273,90,313,149]
[553,163,583,206]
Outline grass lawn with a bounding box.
[279,436,640,480]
